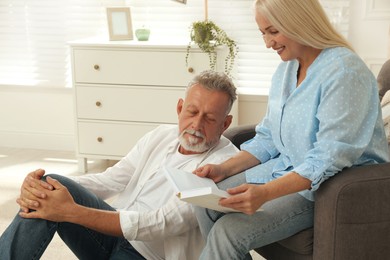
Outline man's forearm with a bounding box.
[65,205,123,237]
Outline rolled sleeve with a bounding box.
[293,160,334,191]
[119,210,140,240]
[241,121,280,163]
[119,197,198,242]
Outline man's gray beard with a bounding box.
[178,129,215,153]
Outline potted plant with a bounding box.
[185,1,237,77]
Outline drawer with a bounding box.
[77,121,161,157]
[75,85,185,122]
[72,49,211,86]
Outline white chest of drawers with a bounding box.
[70,39,229,172]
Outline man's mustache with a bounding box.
[183,129,205,138]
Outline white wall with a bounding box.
[349,0,390,75]
[0,87,75,151]
[1,0,389,151]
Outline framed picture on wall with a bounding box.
[106,7,133,41]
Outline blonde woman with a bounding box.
[194,0,389,258]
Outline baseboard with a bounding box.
[0,130,75,151]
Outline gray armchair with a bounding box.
[223,124,390,260]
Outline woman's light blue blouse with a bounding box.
[241,47,389,201]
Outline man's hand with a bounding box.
[19,176,77,222]
[17,169,53,212]
[18,177,123,237]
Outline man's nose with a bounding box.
[192,115,204,130]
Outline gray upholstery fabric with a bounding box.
[278,228,313,254]
[255,228,313,257]
[255,242,312,260]
[313,163,390,260]
[378,59,390,100]
[223,124,256,149]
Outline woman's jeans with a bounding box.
[195,172,315,260]
[0,174,145,260]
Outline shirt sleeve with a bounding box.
[294,68,380,191]
[241,111,280,163]
[69,128,155,200]
[72,157,137,200]
[119,196,198,241]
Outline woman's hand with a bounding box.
[220,172,312,215]
[219,184,267,215]
[193,164,228,183]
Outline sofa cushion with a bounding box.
[276,228,313,255]
[255,228,313,259]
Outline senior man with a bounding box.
[0,70,239,260]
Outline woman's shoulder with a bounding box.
[315,47,373,78]
[320,47,364,68]
[322,46,352,56]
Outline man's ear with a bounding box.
[222,115,233,133]
[177,98,184,116]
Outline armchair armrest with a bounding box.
[313,163,390,260]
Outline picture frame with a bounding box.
[106,7,133,41]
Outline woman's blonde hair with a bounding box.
[254,0,354,51]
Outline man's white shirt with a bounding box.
[69,125,238,260]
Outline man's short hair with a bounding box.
[186,70,237,114]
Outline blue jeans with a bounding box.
[0,174,145,260]
[195,172,314,260]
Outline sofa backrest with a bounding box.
[378,59,390,101]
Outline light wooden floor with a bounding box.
[0,146,264,259]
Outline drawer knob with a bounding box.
[94,64,100,70]
[96,101,102,107]
[188,67,194,73]
[97,137,103,142]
